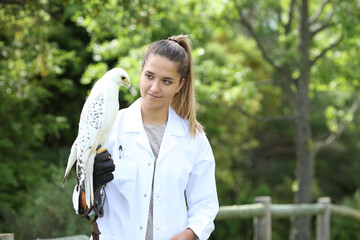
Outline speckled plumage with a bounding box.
[63,68,130,214]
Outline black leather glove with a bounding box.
[93,149,115,190]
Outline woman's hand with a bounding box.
[169,228,197,240]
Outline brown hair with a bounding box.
[142,34,203,136]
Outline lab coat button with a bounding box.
[156,226,160,231]
[140,226,143,230]
[148,162,151,166]
[156,194,160,198]
[144,194,147,197]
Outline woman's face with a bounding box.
[140,54,184,113]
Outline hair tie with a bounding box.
[168,38,179,43]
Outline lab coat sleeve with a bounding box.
[186,133,219,240]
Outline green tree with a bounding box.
[2,0,360,238]
[0,1,91,238]
[228,0,360,239]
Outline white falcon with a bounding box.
[62,68,130,216]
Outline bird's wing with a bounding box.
[62,139,77,186]
[77,90,105,162]
[62,90,106,185]
[76,90,106,209]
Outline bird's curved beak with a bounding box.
[121,76,131,90]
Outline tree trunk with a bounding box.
[290,0,313,239]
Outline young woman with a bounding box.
[80,35,219,240]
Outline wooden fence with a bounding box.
[216,196,360,240]
[0,234,14,240]
[3,196,360,240]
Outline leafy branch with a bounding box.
[199,100,293,122]
[0,0,24,4]
[310,33,343,66]
[285,0,296,34]
[310,11,336,37]
[235,6,280,71]
[314,97,360,155]
[308,0,332,25]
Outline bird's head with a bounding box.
[112,68,131,90]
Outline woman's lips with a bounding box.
[148,93,160,98]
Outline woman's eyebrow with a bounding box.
[163,76,175,81]
[145,70,154,75]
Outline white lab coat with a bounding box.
[76,98,219,240]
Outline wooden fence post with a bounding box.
[317,197,331,240]
[0,233,14,240]
[253,196,271,240]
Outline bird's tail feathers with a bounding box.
[62,141,77,187]
[85,152,96,209]
[78,181,92,218]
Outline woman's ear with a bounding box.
[176,78,185,93]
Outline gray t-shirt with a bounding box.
[143,122,167,240]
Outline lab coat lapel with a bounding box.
[137,130,153,156]
[157,106,186,164]
[123,99,187,160]
[123,99,153,156]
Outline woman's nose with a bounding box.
[150,80,160,92]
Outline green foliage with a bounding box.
[0,1,90,238]
[4,160,89,239]
[331,190,360,240]
[1,0,360,239]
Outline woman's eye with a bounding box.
[163,80,171,85]
[145,74,153,79]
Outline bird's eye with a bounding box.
[121,76,126,80]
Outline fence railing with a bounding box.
[215,196,360,240]
[3,196,360,240]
